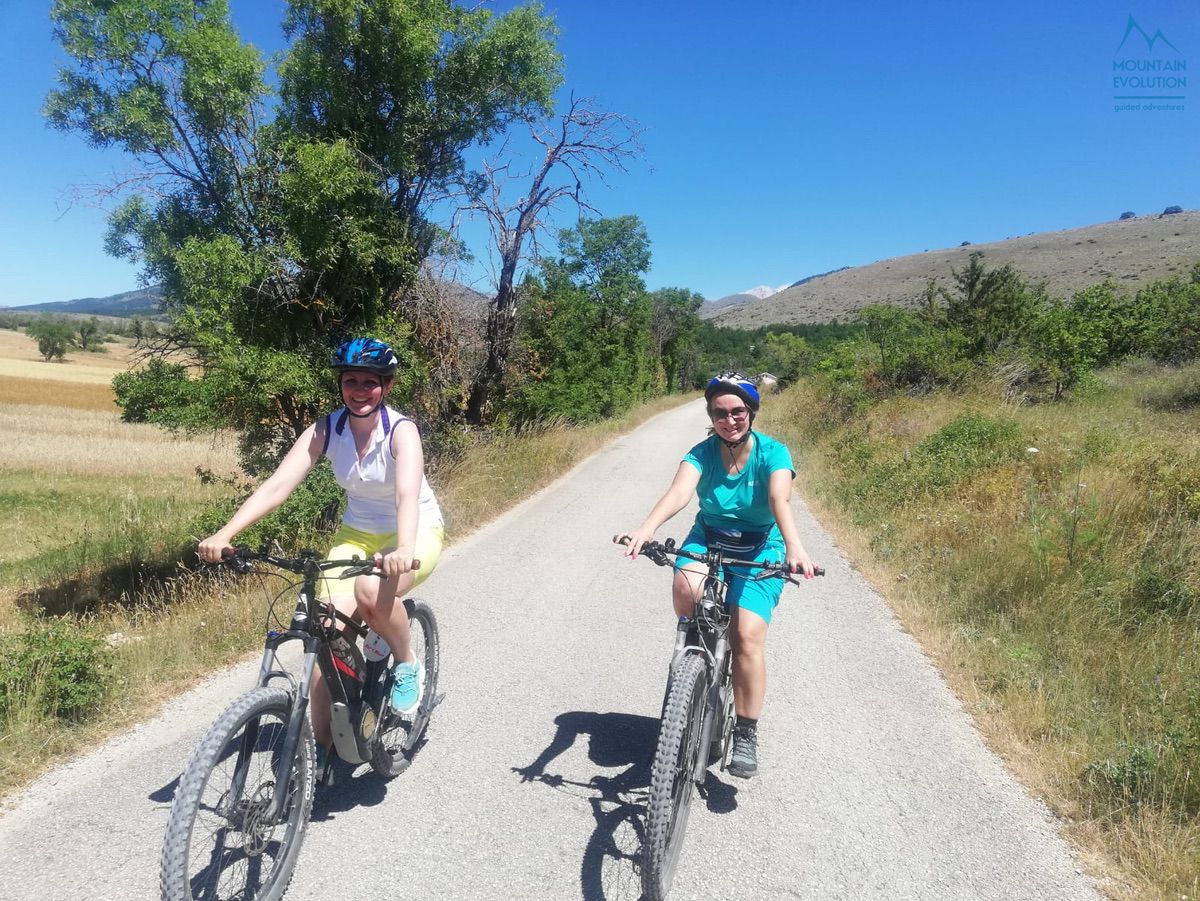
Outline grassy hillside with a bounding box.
[764,363,1200,897]
[716,210,1200,327]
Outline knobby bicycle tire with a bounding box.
[160,686,314,901]
[642,652,708,901]
[369,599,441,777]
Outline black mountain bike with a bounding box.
[160,547,441,901]
[622,537,822,901]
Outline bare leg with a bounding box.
[354,570,416,663]
[730,607,769,719]
[672,563,706,618]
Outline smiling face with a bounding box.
[707,391,752,443]
[339,369,390,416]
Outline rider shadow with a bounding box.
[148,729,392,820]
[514,711,739,901]
[309,758,390,821]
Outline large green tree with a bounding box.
[648,287,703,392]
[46,0,562,472]
[510,216,654,421]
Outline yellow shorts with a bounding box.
[318,523,444,600]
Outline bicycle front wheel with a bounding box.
[370,598,441,777]
[643,652,708,901]
[160,686,314,901]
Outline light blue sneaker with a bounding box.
[390,659,424,716]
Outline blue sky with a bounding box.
[1,1,1197,307]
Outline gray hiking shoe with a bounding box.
[727,724,759,778]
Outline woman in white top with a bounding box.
[198,337,443,779]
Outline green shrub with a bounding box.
[191,460,343,553]
[0,620,111,723]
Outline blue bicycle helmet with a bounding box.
[332,337,398,377]
[704,371,760,412]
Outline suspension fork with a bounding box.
[265,639,320,823]
[693,634,729,782]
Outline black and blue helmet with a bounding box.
[704,371,760,412]
[332,337,398,377]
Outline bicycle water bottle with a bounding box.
[363,628,391,662]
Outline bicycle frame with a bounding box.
[223,550,387,824]
[668,560,734,783]
[638,537,821,784]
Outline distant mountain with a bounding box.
[711,212,1200,328]
[7,286,163,318]
[699,292,760,319]
[700,279,831,320]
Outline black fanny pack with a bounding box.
[702,525,769,557]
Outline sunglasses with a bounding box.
[710,407,749,422]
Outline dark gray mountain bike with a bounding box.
[620,537,822,901]
[160,547,441,901]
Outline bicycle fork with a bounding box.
[223,640,318,826]
[668,621,729,785]
[692,635,729,783]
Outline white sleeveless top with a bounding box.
[322,406,443,534]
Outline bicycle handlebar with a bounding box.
[613,535,824,580]
[219,546,420,578]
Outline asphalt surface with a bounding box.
[0,400,1102,900]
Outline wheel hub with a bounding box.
[241,784,277,857]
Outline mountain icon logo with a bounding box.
[1115,15,1181,55]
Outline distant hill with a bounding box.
[6,286,163,318]
[699,292,760,319]
[700,271,851,321]
[711,211,1200,328]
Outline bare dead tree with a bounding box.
[458,95,643,423]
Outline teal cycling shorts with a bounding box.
[674,522,786,624]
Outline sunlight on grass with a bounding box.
[766,362,1200,898]
[0,391,692,798]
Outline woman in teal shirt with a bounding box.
[619,372,816,778]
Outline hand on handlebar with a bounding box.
[197,532,236,565]
[785,547,818,580]
[374,549,421,580]
[613,530,655,561]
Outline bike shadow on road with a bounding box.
[148,729,393,822]
[513,711,739,901]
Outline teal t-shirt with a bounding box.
[682,432,795,533]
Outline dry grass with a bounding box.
[0,330,141,410]
[766,368,1200,899]
[0,377,117,411]
[0,403,238,478]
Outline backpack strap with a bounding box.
[319,413,333,458]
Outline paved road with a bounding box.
[0,400,1101,900]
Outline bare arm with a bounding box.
[378,419,423,578]
[197,421,326,562]
[768,468,815,578]
[617,462,701,560]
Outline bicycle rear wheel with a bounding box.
[643,652,708,901]
[369,598,441,777]
[160,686,314,901]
